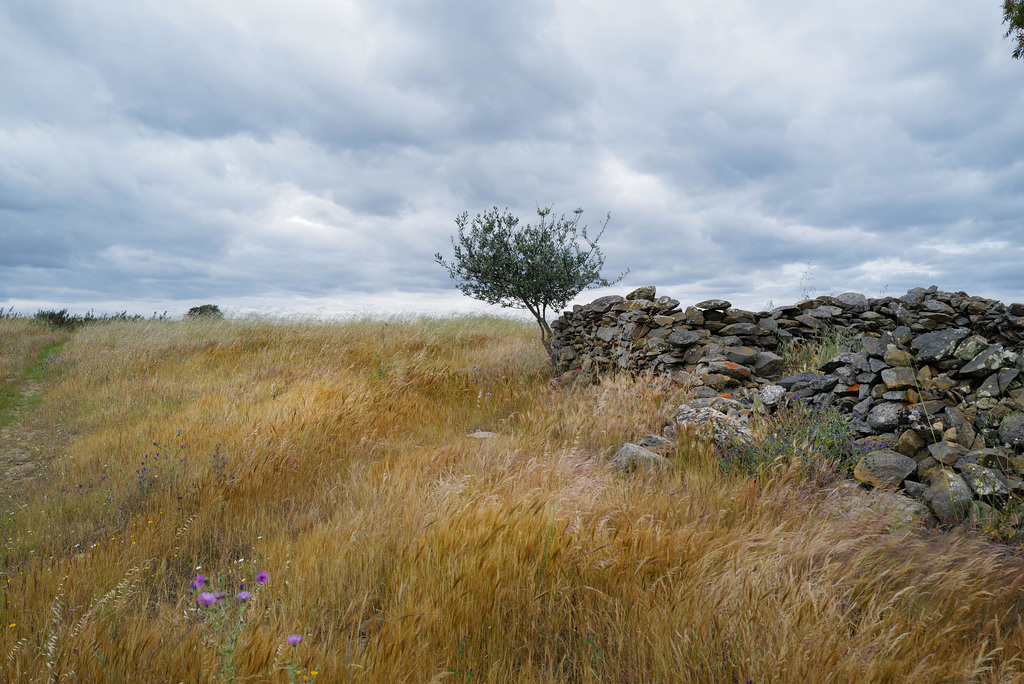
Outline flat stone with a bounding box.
[957,462,1009,497]
[626,286,656,301]
[701,373,740,391]
[718,322,761,337]
[707,361,752,382]
[881,367,917,390]
[654,296,680,312]
[960,344,1018,376]
[883,349,915,367]
[695,299,732,311]
[588,295,624,313]
[667,330,702,348]
[910,328,971,363]
[723,346,759,365]
[854,449,917,488]
[954,335,990,361]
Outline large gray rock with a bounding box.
[626,286,656,301]
[911,328,971,363]
[924,470,974,523]
[853,449,917,488]
[588,295,624,313]
[867,402,904,431]
[694,299,731,311]
[667,330,702,348]
[753,352,782,378]
[609,444,670,474]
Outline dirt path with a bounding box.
[0,380,55,497]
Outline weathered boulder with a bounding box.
[609,443,669,474]
[853,449,917,488]
[626,286,656,301]
[924,471,974,523]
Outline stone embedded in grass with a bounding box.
[853,449,916,488]
[608,443,669,474]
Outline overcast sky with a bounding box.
[2,0,1023,319]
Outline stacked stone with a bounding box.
[554,284,1024,527]
[549,285,787,398]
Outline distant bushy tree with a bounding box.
[436,206,627,370]
[1005,0,1024,58]
[186,304,223,319]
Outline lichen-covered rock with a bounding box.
[956,462,1010,497]
[1000,412,1024,448]
[626,286,656,301]
[911,328,971,362]
[853,449,917,488]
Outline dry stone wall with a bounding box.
[551,285,1024,527]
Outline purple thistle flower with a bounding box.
[236,591,252,601]
[197,592,218,607]
[287,633,302,646]
[191,574,206,590]
[255,570,269,584]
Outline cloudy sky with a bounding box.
[2,0,1023,319]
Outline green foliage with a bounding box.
[717,400,863,480]
[1005,0,1024,59]
[31,309,164,330]
[186,304,224,319]
[436,206,627,368]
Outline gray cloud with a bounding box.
[1,0,1022,318]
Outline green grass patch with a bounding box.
[0,339,69,430]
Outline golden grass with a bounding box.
[3,314,1024,682]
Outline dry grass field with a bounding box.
[3,314,1024,683]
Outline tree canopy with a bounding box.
[1005,0,1024,59]
[436,206,627,368]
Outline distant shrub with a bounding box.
[32,309,153,330]
[186,304,224,319]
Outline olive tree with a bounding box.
[1005,0,1024,59]
[436,206,627,370]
